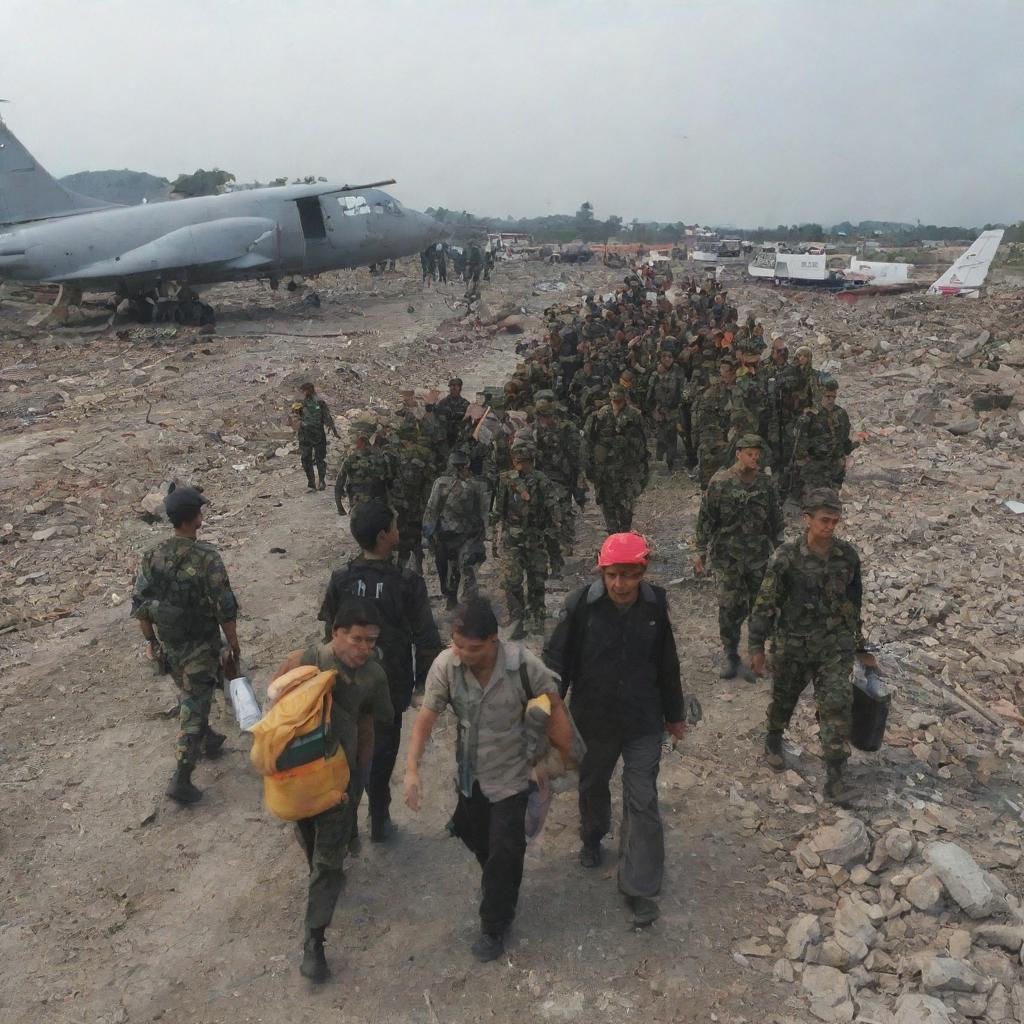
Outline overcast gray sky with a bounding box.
[6,0,1023,227]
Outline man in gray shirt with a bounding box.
[404,597,562,962]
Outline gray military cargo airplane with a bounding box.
[0,115,445,324]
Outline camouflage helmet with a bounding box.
[350,420,375,439]
[735,433,766,450]
[510,437,536,458]
[447,449,470,467]
[802,487,843,514]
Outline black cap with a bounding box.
[165,486,208,522]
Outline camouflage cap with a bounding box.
[350,420,375,438]
[448,449,470,467]
[821,375,839,391]
[533,388,556,403]
[619,369,636,384]
[510,437,536,457]
[802,487,843,513]
[609,384,627,399]
[534,398,555,416]
[735,433,766,450]
[397,423,419,440]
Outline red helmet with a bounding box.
[597,532,650,567]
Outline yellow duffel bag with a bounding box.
[250,669,350,821]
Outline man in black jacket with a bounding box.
[318,499,442,842]
[544,532,686,927]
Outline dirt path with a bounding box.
[1,261,1020,1024]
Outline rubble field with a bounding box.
[0,258,1022,1024]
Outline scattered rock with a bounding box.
[784,913,821,960]
[801,964,854,1023]
[948,928,972,959]
[773,958,794,983]
[882,828,915,863]
[923,841,1009,919]
[893,993,952,1024]
[947,418,980,436]
[808,817,871,868]
[906,869,945,913]
[973,923,1024,953]
[921,956,991,994]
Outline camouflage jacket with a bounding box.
[390,443,434,514]
[424,473,489,537]
[490,467,561,539]
[646,365,685,418]
[335,447,393,511]
[481,430,514,492]
[797,404,856,462]
[695,380,742,446]
[293,396,336,440]
[777,365,822,424]
[694,466,784,566]
[534,418,581,489]
[583,404,648,478]
[131,536,239,649]
[436,394,470,446]
[747,537,866,655]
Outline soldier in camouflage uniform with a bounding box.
[423,450,489,608]
[584,385,649,534]
[777,346,822,493]
[645,349,685,471]
[792,377,857,498]
[747,488,878,803]
[734,340,774,466]
[131,487,240,804]
[533,396,584,569]
[291,382,340,491]
[390,424,435,574]
[418,402,450,474]
[334,422,394,515]
[694,357,742,490]
[491,437,561,637]
[436,377,470,449]
[694,435,784,680]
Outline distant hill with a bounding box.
[60,169,172,206]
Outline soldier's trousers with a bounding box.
[653,419,678,469]
[800,457,845,497]
[578,729,664,898]
[716,560,768,653]
[367,710,403,822]
[547,482,575,558]
[451,783,528,935]
[296,800,350,938]
[396,511,424,572]
[299,435,327,486]
[594,476,641,534]
[498,537,548,621]
[437,532,479,602]
[767,646,854,765]
[168,646,221,767]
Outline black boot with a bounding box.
[305,471,317,492]
[300,928,330,983]
[579,841,602,868]
[719,649,740,679]
[764,732,785,771]
[166,764,202,804]
[203,729,226,759]
[317,472,327,491]
[471,930,504,962]
[370,815,396,843]
[824,762,852,805]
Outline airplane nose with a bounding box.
[411,209,446,247]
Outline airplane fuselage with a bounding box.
[0,183,443,294]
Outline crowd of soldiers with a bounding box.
[129,262,878,985]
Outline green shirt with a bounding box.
[300,644,394,766]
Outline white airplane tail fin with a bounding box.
[927,229,1004,298]
[0,117,118,226]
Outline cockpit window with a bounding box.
[337,195,370,216]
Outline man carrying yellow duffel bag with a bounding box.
[258,598,393,984]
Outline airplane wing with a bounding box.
[927,229,1004,297]
[46,216,278,282]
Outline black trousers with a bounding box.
[578,729,664,898]
[452,783,528,935]
[367,710,403,821]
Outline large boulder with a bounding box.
[923,842,1008,919]
[921,956,991,994]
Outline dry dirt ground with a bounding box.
[1,259,1022,1024]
